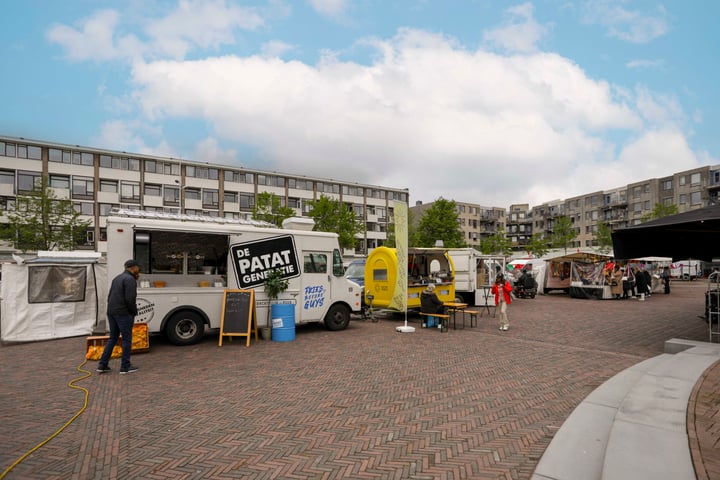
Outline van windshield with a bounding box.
[345,263,364,278]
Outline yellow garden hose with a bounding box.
[0,359,92,479]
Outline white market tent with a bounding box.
[1,251,107,342]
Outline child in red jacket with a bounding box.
[491,273,513,331]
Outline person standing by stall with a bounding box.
[492,273,513,331]
[634,267,648,300]
[611,265,623,299]
[96,259,141,375]
[661,266,671,294]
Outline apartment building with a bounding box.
[0,135,408,255]
[410,200,506,248]
[412,164,720,252]
[531,167,719,249]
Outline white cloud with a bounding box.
[46,0,264,63]
[52,4,700,209]
[582,1,670,44]
[145,0,264,59]
[308,0,349,18]
[194,137,238,164]
[46,9,142,61]
[122,26,689,207]
[617,129,697,175]
[260,40,295,58]
[483,2,550,53]
[626,59,664,69]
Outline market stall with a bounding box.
[1,252,106,342]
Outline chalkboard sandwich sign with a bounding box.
[219,289,258,347]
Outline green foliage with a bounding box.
[0,176,90,252]
[263,268,290,300]
[252,191,295,227]
[550,216,578,254]
[640,203,679,222]
[526,233,550,258]
[415,198,465,248]
[595,220,613,254]
[480,230,513,256]
[307,195,363,249]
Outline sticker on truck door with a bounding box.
[230,235,301,289]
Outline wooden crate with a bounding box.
[86,323,149,360]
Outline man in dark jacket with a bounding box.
[97,259,141,375]
[420,283,445,314]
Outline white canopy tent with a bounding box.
[1,252,107,342]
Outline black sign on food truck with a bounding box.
[230,235,301,289]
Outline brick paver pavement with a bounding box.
[0,281,715,479]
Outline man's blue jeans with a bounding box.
[98,314,134,370]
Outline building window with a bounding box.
[239,193,254,209]
[72,151,94,166]
[26,145,41,160]
[144,184,162,197]
[224,170,253,183]
[99,179,118,193]
[72,176,95,199]
[289,178,313,190]
[184,188,201,200]
[186,166,218,180]
[0,170,15,186]
[679,175,687,186]
[679,194,687,204]
[2,142,16,156]
[101,156,140,170]
[691,191,702,205]
[202,189,219,208]
[49,175,70,189]
[662,180,673,190]
[99,203,118,216]
[74,202,94,215]
[691,173,701,185]
[17,171,41,192]
[120,182,140,202]
[224,191,238,204]
[163,162,180,176]
[164,186,180,204]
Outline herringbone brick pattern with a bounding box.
[0,281,714,479]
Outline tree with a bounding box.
[0,176,90,252]
[252,192,295,227]
[415,198,465,248]
[384,209,416,248]
[526,233,550,258]
[640,203,679,222]
[480,230,513,256]
[307,195,363,249]
[550,216,577,254]
[595,220,613,255]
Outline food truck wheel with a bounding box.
[324,304,350,331]
[165,311,204,345]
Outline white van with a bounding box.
[105,210,362,345]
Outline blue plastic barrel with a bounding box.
[271,303,295,342]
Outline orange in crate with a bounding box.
[86,323,150,360]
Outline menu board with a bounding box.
[219,290,257,347]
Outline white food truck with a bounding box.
[447,248,506,305]
[105,209,362,345]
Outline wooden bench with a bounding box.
[462,310,480,328]
[420,312,450,332]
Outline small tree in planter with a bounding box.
[263,269,289,338]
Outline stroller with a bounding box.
[513,270,538,299]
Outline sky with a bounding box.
[1,0,718,209]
